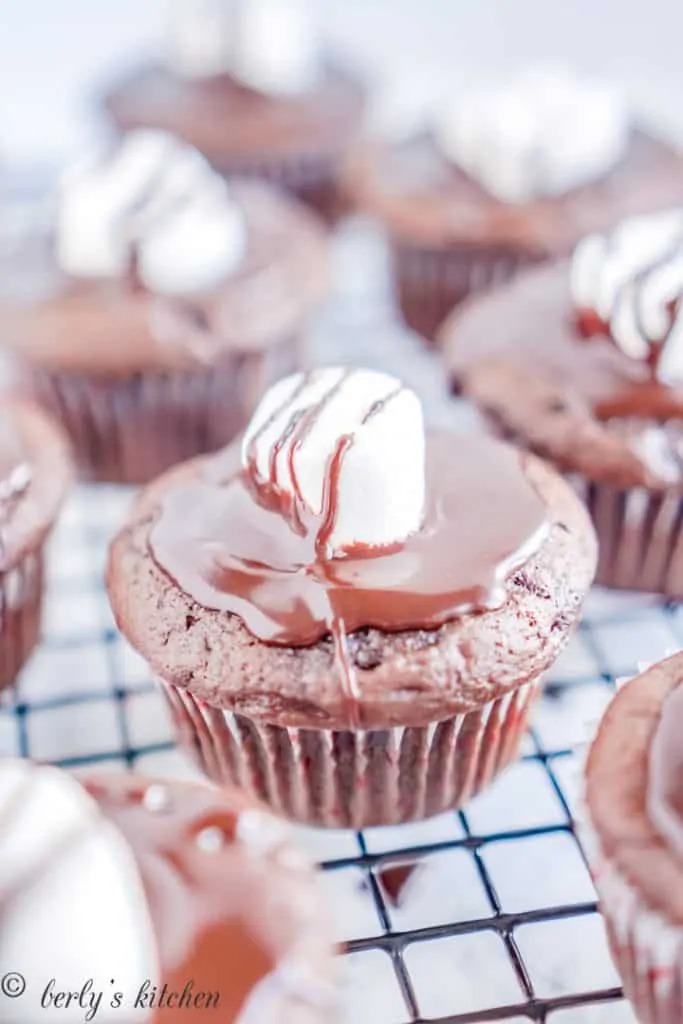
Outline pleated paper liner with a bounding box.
[21,341,298,485]
[162,675,542,830]
[392,241,543,343]
[477,411,683,598]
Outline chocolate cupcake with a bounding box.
[108,366,596,829]
[102,0,366,222]
[581,654,683,1024]
[0,400,71,690]
[444,207,683,596]
[0,131,328,484]
[0,759,337,1023]
[345,66,683,341]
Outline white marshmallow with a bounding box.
[0,761,158,1023]
[242,368,426,555]
[56,130,246,292]
[570,209,683,382]
[165,0,319,95]
[436,65,629,204]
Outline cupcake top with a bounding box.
[585,654,683,927]
[346,66,683,253]
[0,131,328,375]
[104,0,365,164]
[0,760,336,1023]
[108,366,596,729]
[0,400,71,572]
[444,207,683,490]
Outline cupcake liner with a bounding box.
[392,241,542,343]
[0,550,43,691]
[573,479,683,597]
[161,675,541,829]
[23,342,298,485]
[216,152,347,223]
[480,411,683,598]
[579,807,683,1023]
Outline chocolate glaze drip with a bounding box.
[150,433,549,725]
[84,777,276,1023]
[0,771,285,1022]
[647,683,683,859]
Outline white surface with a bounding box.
[4,0,683,163]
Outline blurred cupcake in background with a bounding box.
[102,0,367,222]
[0,130,329,484]
[345,65,683,341]
[582,654,683,1024]
[0,400,71,690]
[443,207,683,597]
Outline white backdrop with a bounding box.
[2,0,683,163]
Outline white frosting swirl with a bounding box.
[56,130,246,294]
[165,0,320,95]
[436,66,630,204]
[571,209,683,383]
[242,367,426,555]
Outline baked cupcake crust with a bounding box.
[108,444,596,730]
[0,399,72,572]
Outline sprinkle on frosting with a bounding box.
[165,0,320,95]
[571,208,683,383]
[435,65,630,204]
[56,129,246,294]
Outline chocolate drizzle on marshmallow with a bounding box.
[435,66,630,205]
[149,367,550,727]
[56,130,246,295]
[572,209,683,384]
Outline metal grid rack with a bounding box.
[0,218,664,1024]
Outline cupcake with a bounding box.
[0,759,337,1023]
[443,207,683,596]
[582,654,683,1024]
[0,400,71,690]
[107,366,596,829]
[345,66,683,342]
[0,130,328,484]
[102,0,366,222]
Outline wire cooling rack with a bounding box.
[0,216,667,1024]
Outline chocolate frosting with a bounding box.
[84,776,276,1022]
[149,432,549,724]
[105,59,366,161]
[647,683,683,860]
